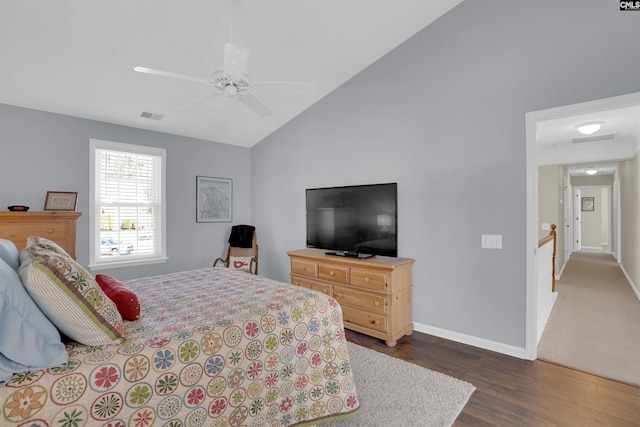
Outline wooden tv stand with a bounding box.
[288,248,414,347]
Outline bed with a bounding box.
[1,238,360,426]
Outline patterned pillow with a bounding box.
[26,235,72,258]
[229,256,254,272]
[19,245,126,346]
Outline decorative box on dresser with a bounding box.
[288,248,414,347]
[0,211,82,258]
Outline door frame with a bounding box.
[573,185,612,252]
[564,176,573,264]
[614,176,621,262]
[574,188,582,252]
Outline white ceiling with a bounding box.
[0,0,462,148]
[2,0,637,174]
[537,94,640,177]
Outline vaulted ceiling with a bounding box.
[2,0,637,177]
[0,0,462,147]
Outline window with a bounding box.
[89,139,167,269]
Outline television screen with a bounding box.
[306,183,397,257]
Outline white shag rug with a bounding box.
[322,342,475,427]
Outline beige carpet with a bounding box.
[323,342,475,427]
[537,251,640,386]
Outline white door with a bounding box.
[574,188,582,251]
[614,177,621,261]
[564,178,573,262]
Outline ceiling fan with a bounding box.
[134,42,315,117]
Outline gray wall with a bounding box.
[0,104,251,280]
[579,188,605,249]
[251,1,640,348]
[619,153,640,294]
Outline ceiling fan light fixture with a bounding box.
[223,84,238,97]
[586,167,598,175]
[576,121,604,135]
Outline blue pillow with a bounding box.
[0,257,68,386]
[0,239,19,272]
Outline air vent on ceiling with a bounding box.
[140,111,164,121]
[571,133,615,144]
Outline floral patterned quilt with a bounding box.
[1,267,359,426]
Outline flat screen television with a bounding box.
[306,183,397,258]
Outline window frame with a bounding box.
[89,139,167,269]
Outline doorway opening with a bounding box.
[525,91,640,360]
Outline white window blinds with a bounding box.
[90,139,166,268]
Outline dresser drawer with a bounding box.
[342,306,387,333]
[291,259,317,278]
[291,277,333,297]
[288,249,414,348]
[350,268,388,291]
[318,263,349,284]
[333,286,387,314]
[0,221,68,246]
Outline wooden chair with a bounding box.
[213,226,258,274]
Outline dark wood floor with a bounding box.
[345,330,640,426]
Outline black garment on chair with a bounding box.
[228,225,255,248]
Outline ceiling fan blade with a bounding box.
[253,81,317,95]
[178,92,220,110]
[238,94,273,117]
[224,43,250,82]
[134,66,210,85]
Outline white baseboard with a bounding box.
[412,321,526,359]
[619,263,640,301]
[581,245,603,251]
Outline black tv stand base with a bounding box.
[325,251,374,259]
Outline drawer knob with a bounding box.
[47,228,55,234]
[364,277,370,283]
[371,320,381,325]
[335,292,343,298]
[329,270,335,276]
[374,301,380,307]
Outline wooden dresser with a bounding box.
[0,211,82,258]
[288,248,414,347]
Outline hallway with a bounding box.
[537,251,640,386]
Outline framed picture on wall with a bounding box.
[581,196,594,212]
[196,176,232,222]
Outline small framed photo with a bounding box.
[44,191,78,211]
[196,176,232,222]
[581,196,594,212]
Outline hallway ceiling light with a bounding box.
[576,121,604,135]
[586,167,598,175]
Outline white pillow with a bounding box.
[0,238,20,271]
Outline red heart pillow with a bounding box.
[95,274,141,321]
